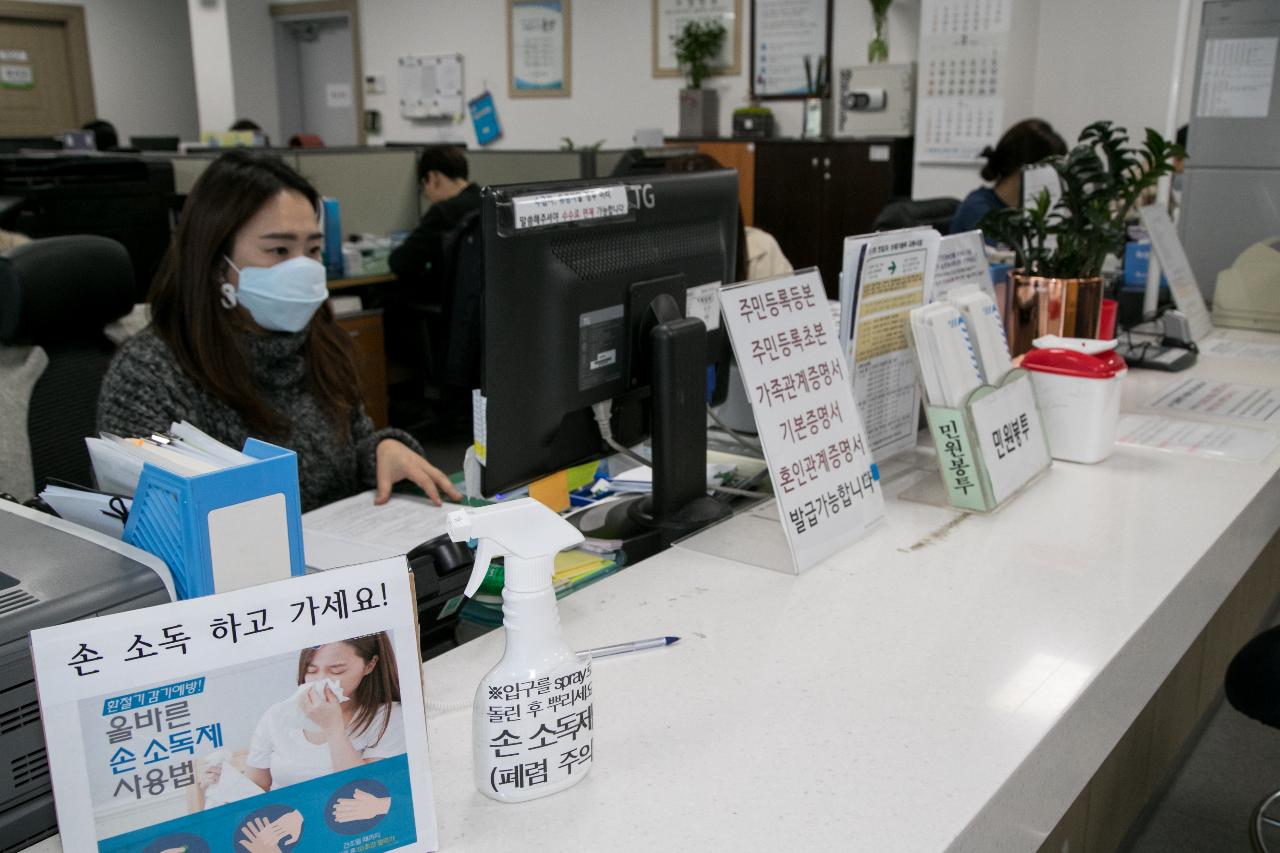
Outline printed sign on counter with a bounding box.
[840,228,941,463]
[1138,204,1215,342]
[721,268,885,572]
[31,558,438,852]
[933,229,996,302]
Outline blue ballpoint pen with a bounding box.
[578,636,679,659]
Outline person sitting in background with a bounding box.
[949,118,1067,236]
[97,150,460,510]
[81,119,118,152]
[663,153,792,281]
[388,145,481,292]
[0,229,30,253]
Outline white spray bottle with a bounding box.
[447,498,594,802]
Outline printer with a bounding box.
[0,501,169,851]
[1213,237,1280,332]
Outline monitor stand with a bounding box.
[569,311,731,557]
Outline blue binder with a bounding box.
[123,439,306,599]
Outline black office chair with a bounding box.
[1226,625,1280,852]
[383,210,482,436]
[0,235,135,491]
[872,196,961,234]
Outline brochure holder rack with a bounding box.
[919,369,1052,513]
[123,438,306,599]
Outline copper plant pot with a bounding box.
[1005,271,1104,357]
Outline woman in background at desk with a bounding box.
[97,150,461,510]
[949,118,1067,236]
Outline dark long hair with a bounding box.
[297,632,401,742]
[148,149,360,437]
[980,119,1068,182]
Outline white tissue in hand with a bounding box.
[205,759,264,808]
[287,677,348,731]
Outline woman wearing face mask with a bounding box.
[97,150,460,510]
[190,634,403,806]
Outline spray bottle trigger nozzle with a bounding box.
[465,541,497,599]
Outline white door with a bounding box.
[272,8,362,146]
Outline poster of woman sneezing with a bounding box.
[30,558,438,852]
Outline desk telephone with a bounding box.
[408,534,475,655]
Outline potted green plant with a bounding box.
[981,121,1183,353]
[732,103,774,139]
[674,19,727,138]
[868,0,893,63]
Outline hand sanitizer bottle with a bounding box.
[447,498,594,802]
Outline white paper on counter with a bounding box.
[302,491,454,555]
[1117,414,1279,463]
[1147,377,1280,425]
[1200,334,1280,364]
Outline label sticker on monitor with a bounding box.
[686,281,722,331]
[512,186,630,231]
[472,389,488,463]
[579,305,625,390]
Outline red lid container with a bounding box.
[1021,347,1128,379]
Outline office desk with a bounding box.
[26,336,1280,852]
[327,272,397,291]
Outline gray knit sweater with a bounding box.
[96,327,423,512]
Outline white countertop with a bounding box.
[419,339,1280,853]
[30,333,1280,852]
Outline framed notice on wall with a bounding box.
[508,0,572,98]
[652,0,742,79]
[750,0,832,99]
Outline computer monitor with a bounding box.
[0,155,175,300]
[480,170,739,543]
[60,130,96,151]
[0,137,62,153]
[130,136,181,152]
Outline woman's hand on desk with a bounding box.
[374,439,461,506]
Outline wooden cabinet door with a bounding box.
[336,309,389,429]
[752,143,822,282]
[694,141,756,226]
[823,142,898,245]
[751,140,913,299]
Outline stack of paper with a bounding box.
[945,285,1012,385]
[461,547,621,627]
[38,483,132,539]
[909,303,984,408]
[86,422,252,497]
[44,423,251,540]
[609,462,738,494]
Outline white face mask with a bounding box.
[220,255,328,332]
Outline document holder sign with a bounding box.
[31,558,439,852]
[1138,204,1215,342]
[917,369,1051,512]
[704,269,885,574]
[967,374,1051,505]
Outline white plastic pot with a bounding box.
[1022,343,1127,464]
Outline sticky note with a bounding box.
[529,470,570,513]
